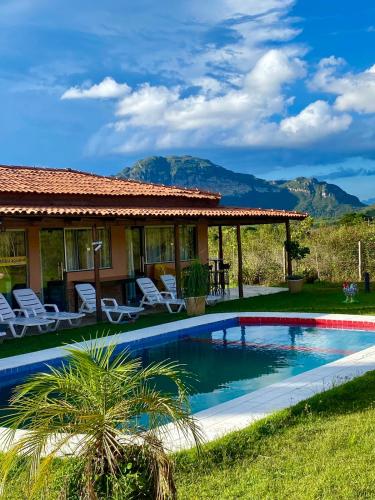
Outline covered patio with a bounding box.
[0,164,307,327]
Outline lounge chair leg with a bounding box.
[38,323,53,333]
[9,324,25,338]
[68,317,82,327]
[104,310,122,324]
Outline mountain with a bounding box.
[362,197,375,205]
[117,156,365,218]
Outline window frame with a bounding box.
[63,227,112,272]
[0,229,29,296]
[0,228,28,263]
[144,225,197,264]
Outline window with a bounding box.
[0,230,28,303]
[145,226,197,263]
[64,228,111,271]
[180,225,197,261]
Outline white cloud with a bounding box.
[61,77,130,100]
[312,58,375,114]
[96,48,306,150]
[61,0,361,154]
[83,50,354,153]
[280,100,352,143]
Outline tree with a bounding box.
[284,240,310,262]
[339,212,366,225]
[1,340,202,499]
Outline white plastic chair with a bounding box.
[75,283,144,323]
[0,293,54,338]
[13,288,85,331]
[136,277,185,313]
[160,274,221,306]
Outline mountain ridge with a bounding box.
[117,155,365,218]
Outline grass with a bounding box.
[1,282,375,498]
[2,370,375,499]
[175,371,375,499]
[0,311,186,359]
[212,282,375,315]
[1,282,374,359]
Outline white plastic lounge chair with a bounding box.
[13,288,85,331]
[0,293,54,338]
[137,277,186,313]
[75,283,144,324]
[160,274,221,306]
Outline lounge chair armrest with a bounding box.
[160,291,173,298]
[101,298,118,307]
[44,304,60,312]
[13,308,30,318]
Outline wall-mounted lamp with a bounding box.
[92,240,102,252]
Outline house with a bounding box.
[0,164,307,312]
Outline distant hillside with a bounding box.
[117,156,365,218]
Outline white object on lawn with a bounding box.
[13,288,85,331]
[136,277,186,314]
[75,283,144,324]
[0,293,54,338]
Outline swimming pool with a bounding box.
[1,321,375,414]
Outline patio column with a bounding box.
[285,219,293,277]
[218,225,225,293]
[174,223,182,298]
[92,225,102,322]
[218,225,224,261]
[236,224,244,299]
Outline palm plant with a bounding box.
[0,339,203,499]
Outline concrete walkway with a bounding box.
[223,285,287,301]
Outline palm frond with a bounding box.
[1,335,203,498]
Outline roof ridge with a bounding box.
[0,164,221,199]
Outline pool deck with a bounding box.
[1,311,375,454]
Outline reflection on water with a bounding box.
[1,325,375,415]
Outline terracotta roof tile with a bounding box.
[0,165,220,200]
[0,205,307,220]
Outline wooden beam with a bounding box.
[174,223,182,298]
[218,225,225,293]
[285,219,293,277]
[218,225,224,261]
[92,225,102,322]
[236,224,244,299]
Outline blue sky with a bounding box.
[1,0,375,200]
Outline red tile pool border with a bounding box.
[239,316,375,331]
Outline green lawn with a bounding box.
[1,283,374,359]
[2,371,375,499]
[176,371,375,499]
[212,282,375,315]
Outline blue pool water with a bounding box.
[1,323,375,414]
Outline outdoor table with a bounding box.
[209,259,230,296]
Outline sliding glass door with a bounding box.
[40,229,66,309]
